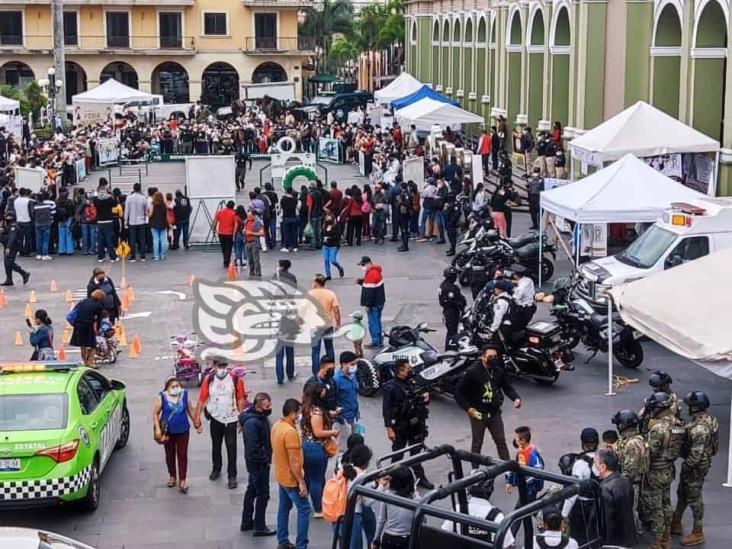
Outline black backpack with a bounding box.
[558,452,600,482]
[536,534,570,549]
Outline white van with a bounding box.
[576,197,732,306]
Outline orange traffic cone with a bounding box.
[129,335,141,359]
[118,325,128,348]
[57,344,66,361]
[127,287,135,302]
[62,326,71,344]
[227,262,237,280]
[24,303,33,319]
[120,292,130,315]
[49,279,59,292]
[120,276,128,289]
[0,289,7,308]
[64,289,73,303]
[29,290,37,303]
[14,331,23,346]
[188,274,196,287]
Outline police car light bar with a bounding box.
[670,202,707,215]
[0,361,84,373]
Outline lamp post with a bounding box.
[38,67,63,130]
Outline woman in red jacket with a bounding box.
[346,185,364,246]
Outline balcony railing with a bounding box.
[242,0,315,7]
[244,36,316,52]
[0,34,195,51]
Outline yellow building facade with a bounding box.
[0,0,314,106]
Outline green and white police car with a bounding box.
[0,362,130,510]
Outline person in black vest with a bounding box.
[172,190,192,250]
[439,267,466,350]
[597,448,637,548]
[0,211,30,286]
[527,168,544,230]
[533,506,580,549]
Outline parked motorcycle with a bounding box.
[550,277,644,368]
[356,323,480,397]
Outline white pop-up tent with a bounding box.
[0,95,22,136]
[0,94,20,113]
[540,153,704,224]
[72,78,156,104]
[571,101,720,165]
[395,97,484,129]
[374,72,423,105]
[611,248,732,487]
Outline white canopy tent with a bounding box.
[540,153,705,224]
[0,94,20,113]
[71,78,156,105]
[571,101,720,165]
[373,72,423,105]
[611,249,732,487]
[0,95,22,136]
[395,97,484,129]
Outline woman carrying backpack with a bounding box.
[27,309,54,361]
[79,194,98,255]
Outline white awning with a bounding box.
[395,97,484,128]
[540,154,704,223]
[72,78,156,105]
[570,101,720,166]
[373,72,423,105]
[0,94,20,112]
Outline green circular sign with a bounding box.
[282,165,317,192]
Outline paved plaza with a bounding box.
[0,162,729,548]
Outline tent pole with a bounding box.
[539,206,543,288]
[714,150,720,196]
[606,294,615,396]
[725,391,732,488]
[575,224,581,268]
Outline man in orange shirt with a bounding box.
[272,398,311,549]
[307,274,340,375]
[214,200,237,268]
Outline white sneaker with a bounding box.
[293,248,299,252]
[36,255,42,260]
[280,247,288,252]
[42,255,52,261]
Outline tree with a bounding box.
[299,0,354,72]
[1,84,30,117]
[23,80,47,121]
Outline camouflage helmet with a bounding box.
[648,370,673,390]
[644,391,672,413]
[611,409,640,431]
[683,391,710,414]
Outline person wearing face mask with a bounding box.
[333,351,361,457]
[195,359,248,489]
[356,256,385,349]
[382,359,433,489]
[240,392,276,537]
[86,266,121,325]
[455,345,522,462]
[152,377,201,494]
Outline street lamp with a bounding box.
[38,66,63,130]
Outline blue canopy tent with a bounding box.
[391,86,459,110]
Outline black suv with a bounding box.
[294,91,373,123]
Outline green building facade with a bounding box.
[405,0,732,195]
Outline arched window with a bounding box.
[100,61,138,89]
[152,62,190,103]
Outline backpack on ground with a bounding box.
[322,473,349,523]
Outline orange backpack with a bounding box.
[322,472,349,523]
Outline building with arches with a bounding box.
[0,1,315,107]
[406,0,732,195]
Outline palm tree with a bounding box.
[299,0,354,73]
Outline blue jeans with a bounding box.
[322,245,342,278]
[311,327,335,375]
[275,344,295,384]
[282,217,298,249]
[277,485,311,549]
[96,222,117,260]
[151,227,168,259]
[234,232,245,263]
[433,210,445,240]
[81,223,97,253]
[419,208,433,237]
[367,306,383,346]
[34,225,50,256]
[57,219,73,254]
[302,440,328,513]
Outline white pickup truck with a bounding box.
[575,197,732,307]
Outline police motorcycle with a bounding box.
[356,323,480,397]
[454,284,573,385]
[549,277,644,369]
[455,209,495,256]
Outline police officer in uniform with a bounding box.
[444,192,462,257]
[0,212,30,287]
[469,254,492,300]
[382,358,434,489]
[487,280,514,342]
[612,409,649,536]
[671,391,720,546]
[439,267,466,350]
[395,184,413,252]
[559,428,600,546]
[510,267,536,332]
[642,391,686,549]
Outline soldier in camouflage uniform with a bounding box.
[612,409,649,536]
[671,391,719,546]
[641,391,685,549]
[647,370,681,418]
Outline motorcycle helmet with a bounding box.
[388,326,417,348]
[611,409,640,431]
[643,391,672,413]
[683,391,710,414]
[649,370,673,390]
[443,267,458,282]
[580,427,599,445]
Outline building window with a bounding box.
[0,11,22,46]
[254,13,277,49]
[106,11,130,48]
[64,11,78,46]
[203,13,227,36]
[159,12,182,48]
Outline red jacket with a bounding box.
[359,264,385,307]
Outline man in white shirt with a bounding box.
[534,506,579,549]
[13,188,33,256]
[488,280,514,337]
[511,267,536,331]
